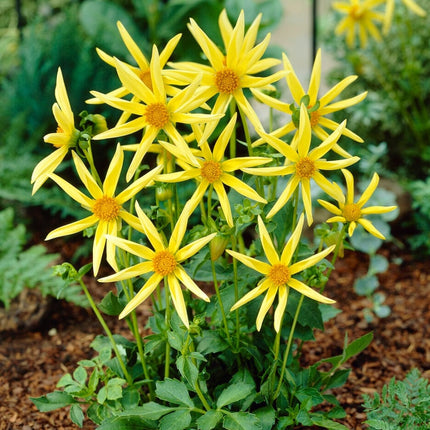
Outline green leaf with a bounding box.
[30,391,77,412]
[57,373,74,388]
[88,369,100,393]
[118,403,175,420]
[197,330,229,354]
[73,366,87,386]
[369,254,389,275]
[311,415,349,429]
[354,275,379,296]
[98,416,158,429]
[325,369,351,390]
[223,412,262,430]
[364,419,391,429]
[70,404,85,428]
[216,382,255,409]
[254,406,276,430]
[160,410,192,430]
[156,379,194,407]
[98,291,124,316]
[196,410,224,430]
[176,355,199,387]
[343,332,373,362]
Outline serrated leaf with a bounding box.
[254,406,276,430]
[176,355,199,387]
[364,419,391,430]
[325,369,351,390]
[98,416,158,429]
[30,391,76,412]
[156,379,194,407]
[223,412,262,430]
[196,410,223,430]
[197,330,229,354]
[160,410,192,430]
[70,404,85,428]
[57,373,74,388]
[98,291,124,316]
[216,383,254,409]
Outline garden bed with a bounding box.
[1,236,429,429]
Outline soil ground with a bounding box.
[1,233,429,429]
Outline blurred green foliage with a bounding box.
[322,0,430,181]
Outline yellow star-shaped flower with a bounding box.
[91,45,220,181]
[383,0,426,33]
[169,9,285,140]
[31,68,80,194]
[87,21,184,121]
[333,0,385,48]
[252,49,367,156]
[227,214,335,332]
[99,201,216,328]
[243,104,359,225]
[318,169,397,239]
[156,114,269,227]
[45,145,162,275]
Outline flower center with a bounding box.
[349,5,363,20]
[268,264,291,287]
[310,110,320,127]
[139,69,153,91]
[92,196,121,221]
[295,157,316,179]
[152,250,177,276]
[145,103,170,129]
[343,203,361,222]
[215,68,240,94]
[201,160,223,183]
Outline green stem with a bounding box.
[229,100,237,159]
[268,324,283,403]
[79,278,133,385]
[211,259,231,343]
[164,281,171,379]
[273,293,304,401]
[230,235,240,350]
[83,145,102,187]
[321,223,347,293]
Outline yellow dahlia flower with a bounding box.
[91,45,220,181]
[333,0,385,48]
[318,169,397,239]
[31,68,80,194]
[244,105,359,225]
[46,145,162,275]
[156,114,269,227]
[87,21,184,122]
[252,49,367,156]
[99,201,216,328]
[383,0,426,33]
[169,9,285,140]
[227,214,335,332]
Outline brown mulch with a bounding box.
[1,239,429,429]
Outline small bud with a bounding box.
[92,114,108,135]
[210,234,230,261]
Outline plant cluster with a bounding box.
[0,207,86,310]
[28,7,397,430]
[363,368,430,429]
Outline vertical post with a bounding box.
[312,0,318,62]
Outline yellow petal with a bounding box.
[274,285,288,333]
[280,214,304,265]
[290,245,335,275]
[175,233,217,262]
[257,215,280,266]
[118,273,162,318]
[167,273,189,328]
[175,266,210,302]
[288,278,335,304]
[46,215,98,240]
[135,201,166,251]
[226,250,271,276]
[230,278,272,311]
[256,285,278,331]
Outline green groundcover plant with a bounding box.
[28,7,399,429]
